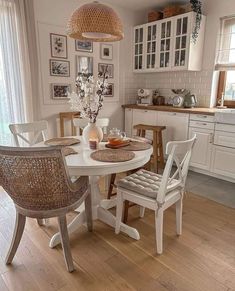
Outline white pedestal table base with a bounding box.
[49,175,140,248]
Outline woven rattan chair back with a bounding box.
[0,146,87,215]
[9,120,48,147]
[0,145,92,272]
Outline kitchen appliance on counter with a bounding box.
[137,88,154,105]
[152,90,165,105]
[184,93,197,108]
[171,89,189,107]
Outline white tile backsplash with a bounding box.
[124,70,214,107]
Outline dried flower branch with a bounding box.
[69,66,109,123]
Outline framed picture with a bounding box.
[104,83,114,97]
[51,83,71,100]
[100,44,113,60]
[76,56,93,76]
[98,63,114,78]
[50,33,67,59]
[50,59,70,77]
[75,40,93,52]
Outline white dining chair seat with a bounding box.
[117,169,181,199]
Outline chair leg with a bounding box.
[107,173,116,199]
[155,208,164,254]
[176,198,183,236]
[115,193,124,234]
[139,206,145,218]
[37,219,44,226]
[6,212,26,264]
[85,189,93,232]
[57,216,74,273]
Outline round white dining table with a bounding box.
[36,139,152,248]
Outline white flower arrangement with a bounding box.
[69,68,109,123]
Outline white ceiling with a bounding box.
[103,0,188,11]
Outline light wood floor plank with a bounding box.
[0,186,234,291]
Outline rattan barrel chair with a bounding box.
[0,146,92,272]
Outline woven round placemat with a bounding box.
[62,147,78,156]
[90,149,135,163]
[123,141,152,151]
[44,137,80,146]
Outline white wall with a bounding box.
[33,0,143,136]
[125,0,235,108]
[33,0,235,135]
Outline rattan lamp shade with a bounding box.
[67,2,124,42]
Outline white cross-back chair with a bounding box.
[9,121,48,147]
[115,135,196,254]
[9,120,49,226]
[73,118,110,135]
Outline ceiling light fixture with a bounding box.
[67,1,124,42]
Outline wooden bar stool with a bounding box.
[107,124,166,223]
[133,124,166,173]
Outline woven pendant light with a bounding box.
[67,1,124,42]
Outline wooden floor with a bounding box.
[0,184,235,291]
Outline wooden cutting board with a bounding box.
[105,140,130,149]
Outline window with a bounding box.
[217,71,235,107]
[216,16,235,107]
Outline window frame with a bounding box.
[217,71,235,108]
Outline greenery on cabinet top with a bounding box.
[133,12,206,72]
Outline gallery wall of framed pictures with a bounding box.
[37,22,119,106]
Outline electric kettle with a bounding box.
[184,94,197,108]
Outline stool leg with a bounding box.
[107,173,116,199]
[136,129,141,137]
[153,131,158,173]
[123,200,130,223]
[158,131,165,169]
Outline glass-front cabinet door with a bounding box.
[159,20,172,69]
[173,15,190,69]
[134,25,144,71]
[146,23,157,69]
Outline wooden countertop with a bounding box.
[122,104,216,115]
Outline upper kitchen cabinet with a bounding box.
[146,22,158,70]
[159,19,173,69]
[134,25,145,70]
[133,12,206,72]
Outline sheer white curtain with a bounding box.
[0,0,34,145]
[215,15,235,70]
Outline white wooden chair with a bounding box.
[73,118,110,135]
[9,120,48,147]
[115,135,196,254]
[9,120,49,226]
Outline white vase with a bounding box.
[82,122,103,144]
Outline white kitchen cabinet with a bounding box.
[211,146,235,179]
[158,19,173,69]
[132,109,157,139]
[146,22,158,70]
[133,12,206,72]
[134,25,145,70]
[157,111,189,154]
[188,127,213,171]
[125,108,133,137]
